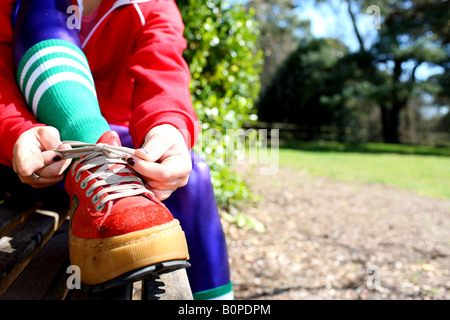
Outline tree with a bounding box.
[258,38,350,126]
[255,0,449,144]
[328,0,449,143]
[246,0,311,91]
[177,0,263,208]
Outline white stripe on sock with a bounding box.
[24,57,95,103]
[19,45,90,89]
[208,291,234,300]
[31,72,97,115]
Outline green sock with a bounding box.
[16,39,110,143]
[192,282,234,300]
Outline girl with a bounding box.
[0,0,232,299]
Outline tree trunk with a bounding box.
[380,59,410,144]
[346,0,365,53]
[380,101,406,144]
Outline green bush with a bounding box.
[178,1,263,209]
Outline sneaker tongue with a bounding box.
[95,130,130,173]
[97,130,122,147]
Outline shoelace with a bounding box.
[54,142,153,211]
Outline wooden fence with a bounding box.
[244,122,369,144]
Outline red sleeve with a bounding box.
[127,0,199,150]
[0,1,44,166]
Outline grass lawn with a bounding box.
[277,141,450,200]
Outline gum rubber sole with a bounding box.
[69,219,189,287]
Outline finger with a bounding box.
[19,173,65,189]
[13,131,67,177]
[136,133,175,162]
[145,176,188,190]
[135,144,168,163]
[12,136,41,175]
[38,126,65,151]
[134,148,155,162]
[150,188,176,201]
[18,149,66,177]
[38,144,72,177]
[38,158,71,177]
[128,156,190,182]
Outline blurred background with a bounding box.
[176,0,450,299]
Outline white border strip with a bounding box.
[133,3,146,26]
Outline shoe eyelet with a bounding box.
[80,181,87,189]
[86,188,94,197]
[92,194,99,203]
[75,172,81,182]
[95,203,105,211]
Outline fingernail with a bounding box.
[127,157,135,167]
[53,155,62,162]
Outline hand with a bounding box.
[127,124,192,201]
[12,126,72,188]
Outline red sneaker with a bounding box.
[61,131,189,289]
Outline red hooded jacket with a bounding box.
[0,0,199,166]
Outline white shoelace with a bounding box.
[55,142,153,211]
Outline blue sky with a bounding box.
[296,0,363,50]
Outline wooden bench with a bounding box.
[0,165,192,300]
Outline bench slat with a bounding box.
[0,207,69,297]
[142,269,193,300]
[0,165,44,239]
[0,220,70,300]
[0,202,42,239]
[0,165,69,239]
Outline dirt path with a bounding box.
[224,166,450,300]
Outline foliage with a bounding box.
[255,0,449,144]
[246,0,312,90]
[257,37,371,143]
[363,0,449,143]
[177,1,263,211]
[337,0,449,143]
[221,210,266,233]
